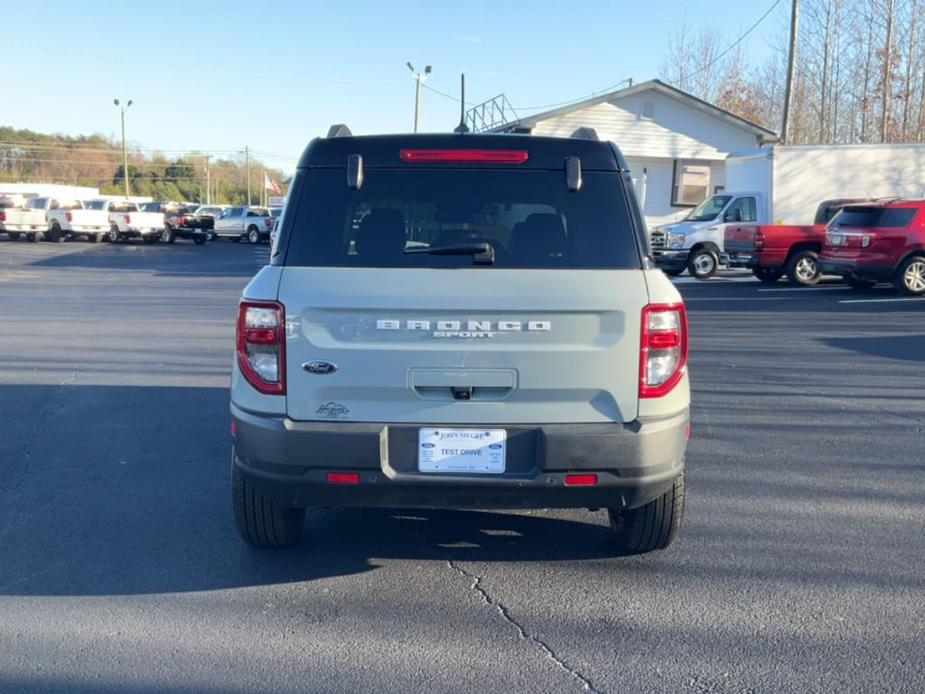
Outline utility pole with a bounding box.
[244,146,251,206]
[407,62,432,132]
[205,155,211,204]
[781,0,799,144]
[113,98,133,198]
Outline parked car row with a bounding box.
[0,197,279,246]
[652,196,925,296]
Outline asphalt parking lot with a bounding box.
[0,240,923,693]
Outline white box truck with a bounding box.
[650,144,925,278]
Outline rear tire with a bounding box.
[753,267,783,283]
[8,233,20,241]
[232,453,305,548]
[663,268,684,278]
[247,226,261,244]
[49,224,64,243]
[894,255,925,296]
[30,231,43,243]
[608,473,685,554]
[786,250,820,286]
[108,226,121,243]
[206,231,216,241]
[161,227,176,244]
[193,236,206,246]
[88,233,101,243]
[687,248,718,280]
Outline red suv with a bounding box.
[818,200,925,295]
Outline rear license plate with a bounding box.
[418,428,506,474]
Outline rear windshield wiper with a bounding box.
[404,242,495,266]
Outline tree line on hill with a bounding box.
[0,127,289,203]
[661,0,925,144]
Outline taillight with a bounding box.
[66,212,73,222]
[236,300,285,395]
[400,149,529,164]
[124,214,131,224]
[265,218,273,229]
[754,229,765,249]
[640,304,688,398]
[564,474,598,486]
[327,472,360,485]
[0,211,5,222]
[178,215,186,225]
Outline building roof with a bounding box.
[496,79,778,142]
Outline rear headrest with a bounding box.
[511,213,567,264]
[355,209,406,259]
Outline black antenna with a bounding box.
[454,74,470,134]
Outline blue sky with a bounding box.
[7,0,785,170]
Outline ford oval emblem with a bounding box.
[421,442,435,449]
[488,443,503,449]
[302,360,338,375]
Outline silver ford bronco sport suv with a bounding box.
[231,128,690,553]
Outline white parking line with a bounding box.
[758,286,848,292]
[838,297,925,304]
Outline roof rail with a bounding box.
[326,124,353,138]
[570,127,600,141]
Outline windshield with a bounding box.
[685,195,732,222]
[282,169,641,269]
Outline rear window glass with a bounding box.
[832,207,918,228]
[282,169,640,269]
[84,200,107,210]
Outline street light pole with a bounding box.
[407,63,432,133]
[245,146,251,206]
[113,98,133,198]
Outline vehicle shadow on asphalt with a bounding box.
[0,383,628,598]
[820,334,925,362]
[24,243,259,278]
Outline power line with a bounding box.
[421,83,474,107]
[677,0,782,84]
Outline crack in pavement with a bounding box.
[446,559,602,694]
[6,364,81,493]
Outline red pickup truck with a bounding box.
[724,199,862,286]
[818,199,925,295]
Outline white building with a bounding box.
[497,79,777,227]
[0,182,100,200]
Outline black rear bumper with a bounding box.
[231,404,688,511]
[652,250,689,271]
[818,260,895,280]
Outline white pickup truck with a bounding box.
[85,200,165,243]
[42,199,111,243]
[0,196,51,241]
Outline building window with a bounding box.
[640,100,655,120]
[671,160,712,207]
